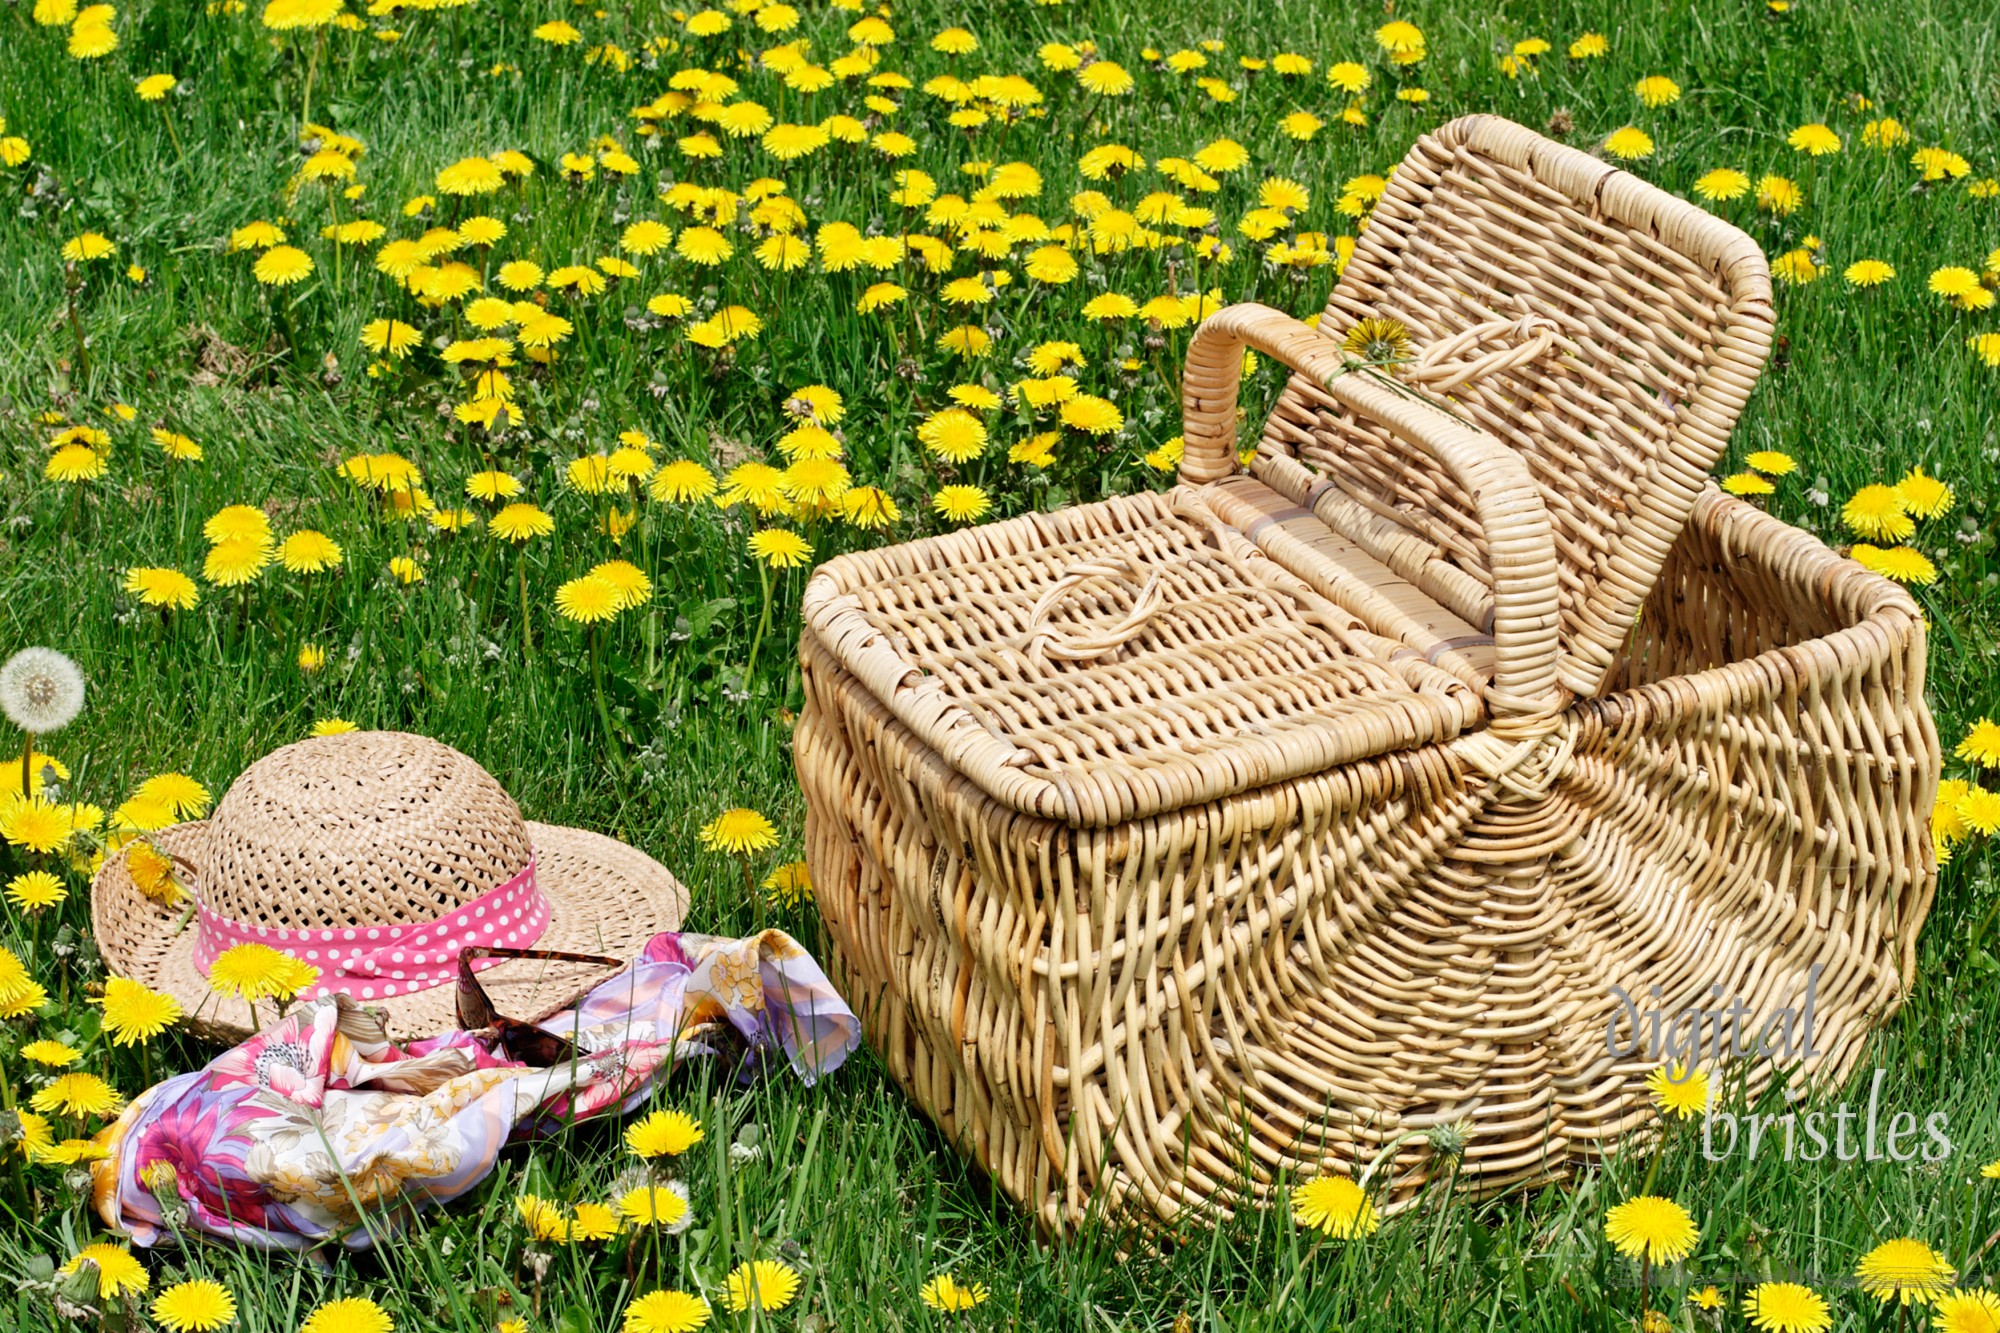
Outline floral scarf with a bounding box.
[90,930,859,1251]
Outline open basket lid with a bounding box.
[801,488,1483,829]
[1257,115,1774,698]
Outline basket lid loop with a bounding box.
[1019,557,1174,670]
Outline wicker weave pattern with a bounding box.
[1191,115,1775,700]
[803,489,1480,827]
[795,117,1933,1235]
[799,492,1935,1232]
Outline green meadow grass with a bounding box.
[0,0,1998,1327]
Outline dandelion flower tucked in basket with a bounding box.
[1603,1196,1699,1265]
[1291,1174,1379,1238]
[1342,316,1413,363]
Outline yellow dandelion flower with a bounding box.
[626,1108,704,1158]
[1603,1195,1698,1264]
[722,1260,800,1314]
[1290,1175,1379,1238]
[700,808,778,854]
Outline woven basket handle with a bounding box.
[1179,301,1566,729]
[1019,557,1172,668]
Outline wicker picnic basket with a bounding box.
[795,115,1939,1233]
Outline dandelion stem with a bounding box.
[300,30,324,134]
[744,563,773,687]
[64,280,90,380]
[328,185,342,289]
[518,549,533,659]
[159,104,184,163]
[590,625,622,762]
[18,730,34,802]
[743,856,763,932]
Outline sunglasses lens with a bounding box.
[499,1020,574,1066]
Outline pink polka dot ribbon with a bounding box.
[191,859,552,1003]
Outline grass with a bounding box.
[0,0,1998,1327]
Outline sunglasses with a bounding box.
[454,946,623,1066]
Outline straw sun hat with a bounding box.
[92,730,689,1043]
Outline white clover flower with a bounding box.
[0,647,85,735]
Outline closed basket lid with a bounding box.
[801,488,1481,828]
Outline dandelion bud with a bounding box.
[1426,1121,1470,1159]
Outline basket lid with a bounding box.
[801,488,1481,827]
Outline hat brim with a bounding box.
[92,820,689,1045]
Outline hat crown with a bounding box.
[198,731,534,933]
